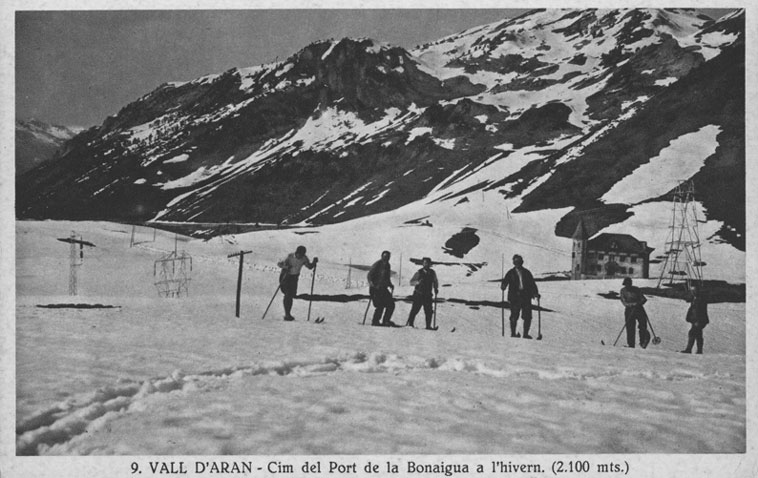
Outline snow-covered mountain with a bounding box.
[16,9,744,254]
[15,119,82,175]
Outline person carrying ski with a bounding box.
[500,254,540,338]
[407,257,439,330]
[620,277,651,348]
[367,250,397,327]
[680,282,709,354]
[277,245,317,321]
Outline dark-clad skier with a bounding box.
[277,245,317,321]
[367,250,397,327]
[680,282,709,354]
[620,277,651,348]
[500,254,540,339]
[407,257,439,330]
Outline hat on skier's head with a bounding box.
[622,277,632,286]
[296,245,306,255]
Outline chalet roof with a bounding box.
[587,233,654,254]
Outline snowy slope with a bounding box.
[15,220,746,459]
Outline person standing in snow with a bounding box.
[500,254,540,338]
[406,257,439,329]
[277,245,317,321]
[619,277,651,348]
[367,250,397,327]
[680,282,709,354]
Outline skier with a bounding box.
[619,277,651,348]
[500,254,540,338]
[680,282,709,354]
[367,250,397,327]
[406,257,439,330]
[277,245,317,321]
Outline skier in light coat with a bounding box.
[277,245,317,321]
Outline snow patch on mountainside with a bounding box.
[164,153,190,164]
[237,64,275,91]
[406,127,432,144]
[601,125,721,204]
[158,167,213,190]
[695,31,741,60]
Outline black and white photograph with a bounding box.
[2,1,755,476]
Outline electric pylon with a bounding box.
[154,233,193,298]
[656,181,705,289]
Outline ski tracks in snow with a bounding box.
[16,349,736,455]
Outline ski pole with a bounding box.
[362,291,372,325]
[613,322,626,346]
[433,291,438,329]
[500,254,505,337]
[647,314,662,345]
[501,289,505,337]
[261,285,280,320]
[307,262,317,321]
[536,296,543,340]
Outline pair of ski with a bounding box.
[603,318,662,347]
[360,323,448,332]
[360,292,443,331]
[356,316,440,331]
[361,322,437,330]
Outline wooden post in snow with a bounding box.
[228,250,253,318]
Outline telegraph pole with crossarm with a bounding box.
[228,250,253,317]
[56,233,96,296]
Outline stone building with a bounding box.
[571,218,654,280]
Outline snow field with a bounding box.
[15,220,745,455]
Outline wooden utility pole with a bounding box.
[57,233,96,296]
[228,250,252,317]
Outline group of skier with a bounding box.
[620,277,709,354]
[366,251,440,329]
[274,246,709,354]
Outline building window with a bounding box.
[628,267,634,274]
[630,255,638,263]
[598,253,605,260]
[620,255,627,262]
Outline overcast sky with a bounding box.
[15,8,734,128]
